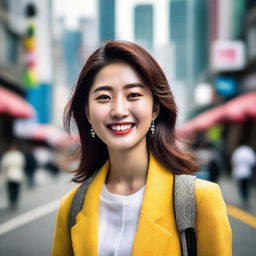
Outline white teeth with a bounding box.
[110,124,133,131]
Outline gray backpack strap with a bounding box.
[174,174,197,256]
[68,175,95,230]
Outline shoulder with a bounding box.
[194,179,232,255]
[58,184,81,217]
[195,179,224,208]
[195,179,230,227]
[195,178,220,194]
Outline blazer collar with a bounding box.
[71,153,175,256]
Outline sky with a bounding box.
[53,0,96,29]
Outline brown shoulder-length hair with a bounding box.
[64,40,198,182]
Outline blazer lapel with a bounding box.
[71,161,109,256]
[132,154,178,256]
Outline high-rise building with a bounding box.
[63,30,82,87]
[192,0,209,84]
[169,0,188,80]
[134,4,153,50]
[99,0,115,41]
[0,0,35,151]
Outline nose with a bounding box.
[110,97,129,119]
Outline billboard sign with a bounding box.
[211,41,246,72]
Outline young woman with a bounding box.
[52,41,232,256]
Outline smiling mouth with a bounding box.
[107,123,135,135]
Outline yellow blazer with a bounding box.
[52,154,232,256]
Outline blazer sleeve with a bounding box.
[51,187,79,256]
[195,180,232,256]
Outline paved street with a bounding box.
[0,170,75,256]
[219,176,256,256]
[0,170,255,256]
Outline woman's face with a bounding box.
[86,62,158,151]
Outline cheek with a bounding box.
[130,99,154,121]
[89,103,108,123]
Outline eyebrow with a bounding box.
[93,83,145,93]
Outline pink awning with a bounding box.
[176,91,256,138]
[0,86,34,118]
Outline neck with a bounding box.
[106,140,149,194]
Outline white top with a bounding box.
[231,145,256,179]
[1,150,25,182]
[98,184,145,256]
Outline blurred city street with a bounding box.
[0,171,75,256]
[0,171,256,256]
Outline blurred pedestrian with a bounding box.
[46,157,60,177]
[33,146,51,183]
[231,145,256,208]
[24,148,38,187]
[0,143,25,210]
[206,142,222,183]
[52,41,232,256]
[195,144,211,180]
[34,146,51,169]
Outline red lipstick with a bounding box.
[108,122,135,135]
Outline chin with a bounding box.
[106,137,147,152]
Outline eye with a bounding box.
[96,95,111,100]
[127,92,142,98]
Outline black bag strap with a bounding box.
[174,174,197,256]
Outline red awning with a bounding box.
[0,86,34,118]
[176,91,256,137]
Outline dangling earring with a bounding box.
[150,120,155,134]
[90,126,96,138]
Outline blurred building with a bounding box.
[23,0,53,124]
[208,0,256,153]
[99,0,115,41]
[134,4,154,51]
[0,0,35,153]
[52,2,99,127]
[0,1,23,93]
[52,18,83,127]
[169,0,188,81]
[179,0,256,172]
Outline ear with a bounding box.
[152,103,160,120]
